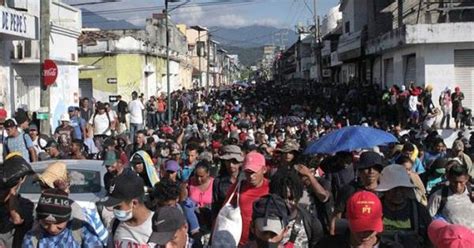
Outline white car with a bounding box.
[19,160,107,209]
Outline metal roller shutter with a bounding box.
[454,50,474,111]
[384,58,394,87]
[404,54,416,85]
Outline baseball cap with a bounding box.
[28,123,38,131]
[36,188,72,223]
[0,108,7,120]
[60,113,70,122]
[37,162,68,189]
[356,151,384,170]
[3,119,17,128]
[346,191,383,233]
[376,164,415,192]
[428,219,474,248]
[148,206,186,245]
[243,151,266,172]
[100,173,145,207]
[219,145,244,162]
[67,106,76,112]
[252,194,290,235]
[165,160,180,172]
[103,151,119,167]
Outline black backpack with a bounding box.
[288,205,324,247]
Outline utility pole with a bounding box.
[198,31,202,88]
[165,0,172,124]
[40,0,51,135]
[206,34,211,92]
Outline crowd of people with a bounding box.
[0,80,473,248]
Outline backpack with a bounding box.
[30,218,83,247]
[436,184,474,216]
[287,205,324,247]
[379,200,424,248]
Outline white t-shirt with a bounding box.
[409,95,419,112]
[89,113,113,135]
[129,100,145,124]
[113,211,154,248]
[32,136,47,154]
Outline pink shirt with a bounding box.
[189,177,214,208]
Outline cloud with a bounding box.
[172,3,281,28]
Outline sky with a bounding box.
[65,0,340,29]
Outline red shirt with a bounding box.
[226,179,270,246]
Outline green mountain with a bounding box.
[222,45,264,67]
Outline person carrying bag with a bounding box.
[211,182,242,247]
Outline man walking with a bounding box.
[3,119,37,162]
[128,91,145,142]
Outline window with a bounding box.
[19,169,102,194]
[24,40,31,58]
[345,21,350,33]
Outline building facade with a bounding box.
[1,0,81,130]
[78,14,192,103]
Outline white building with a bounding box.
[365,0,474,111]
[2,0,81,131]
[0,0,38,117]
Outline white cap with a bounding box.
[60,113,70,122]
[376,164,415,192]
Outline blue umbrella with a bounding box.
[304,126,398,154]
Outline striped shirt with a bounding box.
[83,207,109,245]
[22,222,102,248]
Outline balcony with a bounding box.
[337,29,366,61]
[366,22,474,55]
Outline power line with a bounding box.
[82,1,259,25]
[81,0,261,16]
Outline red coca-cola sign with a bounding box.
[43,59,58,86]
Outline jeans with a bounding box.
[129,123,143,142]
[441,107,451,129]
[156,112,166,125]
[146,113,157,129]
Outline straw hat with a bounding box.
[37,162,68,189]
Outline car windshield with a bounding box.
[20,169,102,194]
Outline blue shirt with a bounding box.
[70,116,86,140]
[4,132,33,162]
[22,222,102,248]
[391,155,425,174]
[181,164,195,182]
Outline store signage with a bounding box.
[43,60,58,86]
[0,6,36,40]
[107,78,117,84]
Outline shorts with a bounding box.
[410,111,419,120]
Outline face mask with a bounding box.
[255,238,279,248]
[435,168,446,175]
[113,208,133,222]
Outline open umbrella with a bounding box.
[304,126,398,154]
